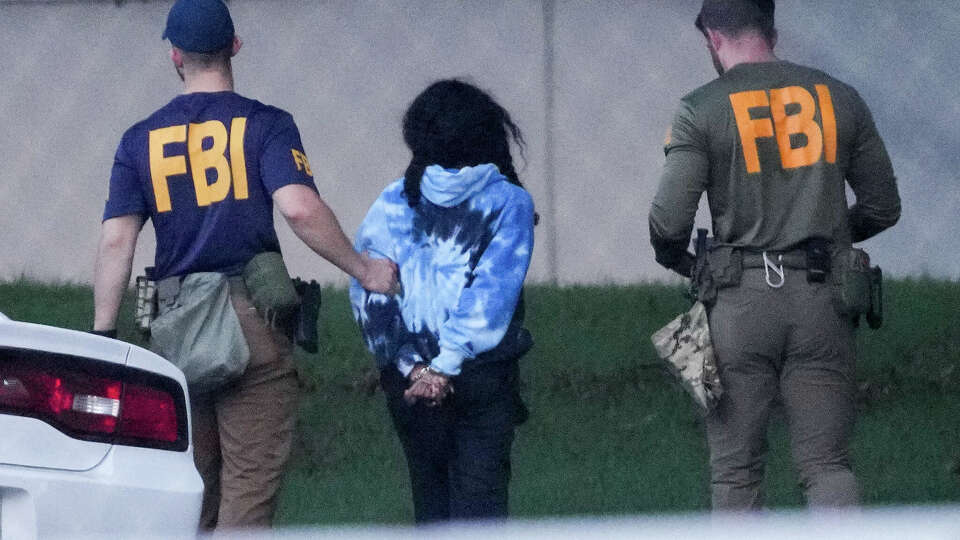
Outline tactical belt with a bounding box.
[741,250,808,270]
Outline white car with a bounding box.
[0,312,202,539]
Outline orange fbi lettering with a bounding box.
[148,118,249,213]
[729,85,837,174]
[291,149,313,177]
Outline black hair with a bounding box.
[401,79,526,207]
[695,0,776,44]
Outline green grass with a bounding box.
[1,278,958,523]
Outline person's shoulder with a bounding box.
[242,98,293,123]
[681,78,719,103]
[378,178,407,203]
[363,178,411,223]
[669,79,724,132]
[678,75,729,111]
[118,120,147,144]
[248,99,291,118]
[485,177,534,215]
[504,181,534,206]
[117,97,182,144]
[784,61,867,108]
[786,61,854,87]
[380,177,403,199]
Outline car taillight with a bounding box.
[118,382,178,443]
[0,366,122,434]
[0,350,188,451]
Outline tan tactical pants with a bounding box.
[191,279,300,531]
[706,267,859,510]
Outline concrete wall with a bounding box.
[1,0,956,285]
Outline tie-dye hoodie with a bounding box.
[349,163,535,376]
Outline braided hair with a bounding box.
[401,79,526,207]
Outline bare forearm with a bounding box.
[93,217,140,331]
[93,253,133,331]
[284,195,366,280]
[274,184,396,293]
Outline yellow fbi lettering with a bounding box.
[148,118,249,213]
[291,149,313,177]
[729,85,837,174]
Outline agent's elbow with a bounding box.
[275,185,321,225]
[870,201,902,233]
[98,217,140,255]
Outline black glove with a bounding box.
[90,328,118,339]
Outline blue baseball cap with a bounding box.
[162,0,235,53]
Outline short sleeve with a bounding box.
[103,135,148,221]
[259,112,318,194]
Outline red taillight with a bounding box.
[0,367,121,435]
[0,354,187,451]
[118,382,178,442]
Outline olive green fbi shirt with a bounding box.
[649,60,901,275]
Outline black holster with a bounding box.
[690,229,713,305]
[804,237,831,283]
[292,278,322,353]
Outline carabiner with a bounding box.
[762,251,785,288]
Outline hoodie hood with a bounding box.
[420,163,505,208]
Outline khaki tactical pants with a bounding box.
[191,279,300,531]
[706,267,859,510]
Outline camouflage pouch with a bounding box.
[650,301,723,412]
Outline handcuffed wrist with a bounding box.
[430,349,465,376]
[397,352,423,377]
[409,364,429,382]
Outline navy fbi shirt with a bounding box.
[104,91,316,280]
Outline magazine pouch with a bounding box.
[832,247,873,321]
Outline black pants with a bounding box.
[381,360,526,523]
